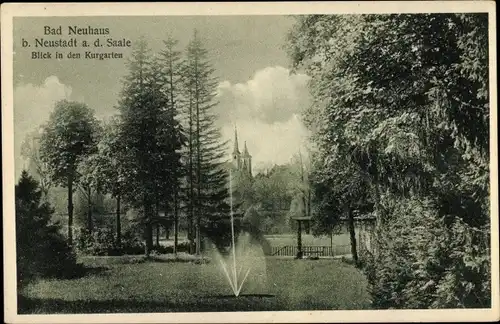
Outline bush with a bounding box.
[76,227,145,256]
[121,233,145,254]
[75,226,191,256]
[150,242,191,254]
[76,228,121,256]
[364,196,491,309]
[16,171,79,287]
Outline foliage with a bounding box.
[77,118,129,244]
[75,228,120,256]
[75,227,193,256]
[363,196,490,308]
[39,100,100,187]
[250,165,298,233]
[181,30,232,251]
[23,34,240,258]
[39,99,100,244]
[16,171,79,287]
[287,13,490,308]
[20,129,52,199]
[76,227,144,256]
[242,205,265,235]
[158,35,186,254]
[115,37,181,254]
[77,119,123,200]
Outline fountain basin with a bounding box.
[211,294,275,299]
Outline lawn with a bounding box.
[19,255,371,313]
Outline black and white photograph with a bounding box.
[1,2,498,323]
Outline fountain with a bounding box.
[211,169,267,297]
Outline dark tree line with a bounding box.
[287,13,490,308]
[31,31,230,256]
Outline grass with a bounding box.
[19,255,371,313]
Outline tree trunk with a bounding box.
[173,187,178,255]
[302,195,307,218]
[307,189,312,217]
[154,197,160,249]
[330,230,333,256]
[87,186,92,233]
[146,222,153,256]
[116,195,121,247]
[195,219,201,256]
[156,224,160,247]
[347,208,359,265]
[144,202,153,256]
[67,174,74,246]
[296,220,302,259]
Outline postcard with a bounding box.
[2,1,498,323]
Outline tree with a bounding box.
[181,31,231,253]
[76,122,104,234]
[97,118,128,246]
[116,38,159,255]
[16,171,78,288]
[287,13,490,307]
[307,148,373,264]
[39,100,99,245]
[232,167,255,211]
[158,35,185,255]
[250,165,297,233]
[117,37,185,256]
[74,118,127,245]
[289,151,312,218]
[20,128,53,200]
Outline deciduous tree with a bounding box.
[287,13,490,307]
[39,100,99,245]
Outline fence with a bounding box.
[269,245,351,257]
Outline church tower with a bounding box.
[231,126,252,178]
[232,126,241,169]
[242,141,252,177]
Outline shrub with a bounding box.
[75,226,191,256]
[76,228,118,256]
[76,227,146,256]
[364,196,491,309]
[148,242,191,255]
[16,171,79,287]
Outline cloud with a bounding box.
[216,66,310,124]
[216,66,311,172]
[14,76,73,177]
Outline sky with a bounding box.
[13,16,311,176]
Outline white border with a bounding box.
[2,2,498,323]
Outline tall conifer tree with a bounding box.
[158,36,185,255]
[182,31,231,253]
[117,38,161,255]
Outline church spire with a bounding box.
[233,126,240,155]
[243,141,250,157]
